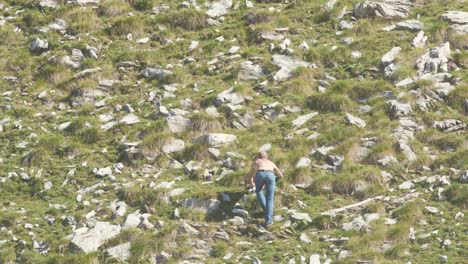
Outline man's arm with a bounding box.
[246,163,256,187]
[273,166,283,179]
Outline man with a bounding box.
[246,151,284,227]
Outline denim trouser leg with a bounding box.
[254,171,276,224]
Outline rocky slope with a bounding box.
[0,0,467,263]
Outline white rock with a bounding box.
[167,115,191,133]
[309,254,321,264]
[395,20,423,32]
[238,61,264,81]
[195,133,237,147]
[182,198,221,214]
[188,41,199,51]
[351,51,362,59]
[206,0,233,18]
[345,113,366,128]
[292,112,318,128]
[353,0,411,20]
[39,0,58,8]
[399,180,414,190]
[69,222,121,253]
[425,206,439,214]
[73,0,100,4]
[441,11,468,33]
[411,31,427,48]
[57,121,72,131]
[44,181,52,190]
[299,233,311,244]
[214,88,244,106]
[120,114,140,125]
[382,47,401,67]
[136,37,150,44]
[106,242,131,261]
[93,167,113,177]
[162,139,185,153]
[296,157,311,168]
[141,68,173,80]
[272,55,311,82]
[396,78,414,88]
[30,38,49,53]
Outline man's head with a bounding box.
[256,151,269,160]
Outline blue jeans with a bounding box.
[254,170,276,224]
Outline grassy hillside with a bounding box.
[0,0,466,263]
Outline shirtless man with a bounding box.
[246,151,283,226]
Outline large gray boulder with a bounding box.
[205,0,233,18]
[39,0,58,8]
[182,198,221,214]
[416,42,451,74]
[272,54,310,82]
[70,222,121,253]
[388,100,412,119]
[194,133,237,147]
[141,68,173,80]
[441,11,468,34]
[433,119,466,133]
[394,20,423,32]
[167,115,191,133]
[73,0,100,4]
[30,38,49,53]
[381,47,401,67]
[238,61,264,81]
[214,88,244,106]
[354,0,412,20]
[345,113,366,128]
[162,139,185,153]
[292,112,318,128]
[106,242,131,261]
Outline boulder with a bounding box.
[182,198,220,214]
[442,11,468,24]
[73,0,100,4]
[441,11,468,34]
[260,32,285,41]
[238,61,264,80]
[93,166,113,177]
[106,242,131,261]
[411,31,427,48]
[416,42,451,74]
[30,38,49,53]
[292,112,318,128]
[459,170,468,184]
[206,0,233,18]
[394,20,423,32]
[381,47,401,67]
[388,100,412,119]
[345,113,366,128]
[167,115,191,133]
[39,0,58,8]
[70,222,121,253]
[354,0,412,20]
[141,68,173,80]
[272,55,310,82]
[178,221,200,235]
[162,139,185,154]
[214,88,244,106]
[195,133,237,147]
[74,67,102,78]
[433,119,466,133]
[296,157,311,168]
[120,113,140,125]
